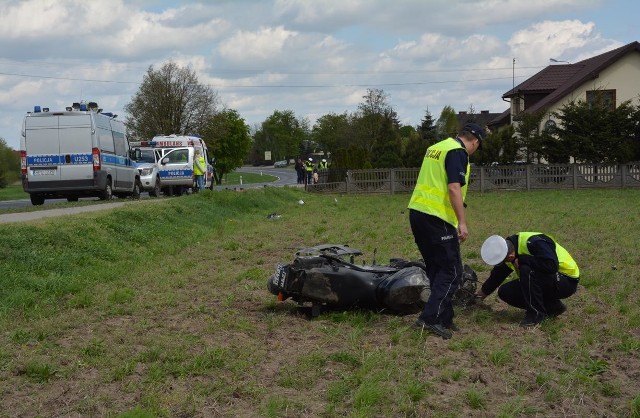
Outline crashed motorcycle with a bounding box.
[267,244,479,317]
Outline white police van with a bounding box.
[131,135,214,196]
[20,102,141,205]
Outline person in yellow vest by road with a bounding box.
[318,158,328,169]
[408,122,485,339]
[304,157,314,185]
[193,149,206,192]
[477,232,580,327]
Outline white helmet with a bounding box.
[481,235,508,265]
[308,157,313,161]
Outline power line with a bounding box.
[214,75,530,88]
[0,70,531,89]
[0,71,140,85]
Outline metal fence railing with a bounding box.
[306,162,640,194]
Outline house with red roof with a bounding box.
[493,41,640,131]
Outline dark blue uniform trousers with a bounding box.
[410,211,462,328]
[497,265,578,320]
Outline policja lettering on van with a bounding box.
[29,155,58,165]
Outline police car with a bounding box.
[132,148,162,197]
[131,135,214,196]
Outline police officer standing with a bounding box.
[408,123,485,339]
[193,149,206,192]
[304,157,314,185]
[477,232,580,327]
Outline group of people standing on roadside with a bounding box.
[408,123,580,340]
[295,157,329,185]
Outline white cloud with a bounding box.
[219,26,298,62]
[509,20,598,65]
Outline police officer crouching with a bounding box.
[477,232,580,327]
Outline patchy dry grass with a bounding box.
[0,187,639,417]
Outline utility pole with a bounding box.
[512,58,515,94]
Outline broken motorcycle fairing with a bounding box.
[267,244,430,315]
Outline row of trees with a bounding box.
[250,88,640,170]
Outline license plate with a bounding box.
[31,169,56,176]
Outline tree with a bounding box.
[402,126,426,168]
[514,110,545,162]
[311,112,353,157]
[352,88,401,166]
[553,97,640,163]
[436,105,459,139]
[371,117,403,168]
[400,109,438,168]
[200,109,253,184]
[0,138,20,188]
[471,125,516,165]
[125,62,219,140]
[418,109,438,146]
[252,110,308,162]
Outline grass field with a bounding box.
[0,187,638,417]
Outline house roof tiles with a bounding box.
[503,41,640,114]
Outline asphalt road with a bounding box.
[213,166,299,190]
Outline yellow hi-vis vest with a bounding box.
[408,138,469,227]
[194,155,206,176]
[508,232,580,279]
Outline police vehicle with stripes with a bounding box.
[130,135,214,196]
[20,102,141,205]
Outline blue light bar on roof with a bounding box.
[34,106,41,113]
[79,103,87,111]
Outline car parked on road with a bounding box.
[132,148,162,197]
[274,160,287,168]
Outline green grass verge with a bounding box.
[0,188,638,417]
[0,184,28,201]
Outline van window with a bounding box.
[98,127,115,153]
[113,131,127,156]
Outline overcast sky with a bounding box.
[1,0,638,150]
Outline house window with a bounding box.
[586,89,616,111]
[512,97,522,115]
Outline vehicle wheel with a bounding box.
[30,194,45,206]
[66,196,79,202]
[149,177,161,197]
[99,178,113,200]
[132,179,141,200]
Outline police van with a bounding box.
[130,135,214,196]
[20,102,141,205]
